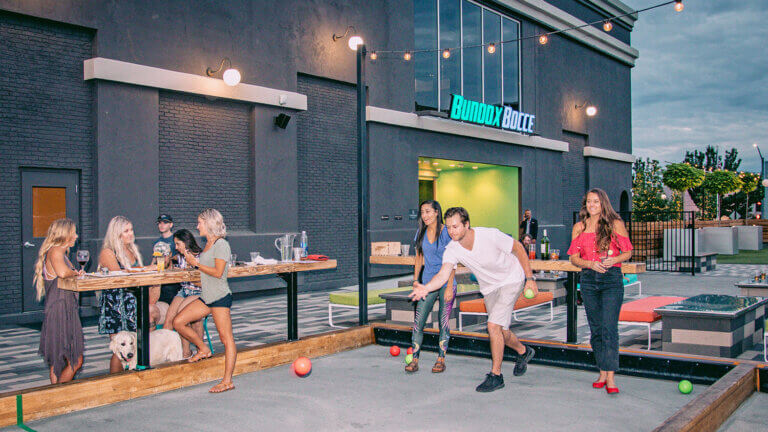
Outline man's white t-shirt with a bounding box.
[442,227,524,295]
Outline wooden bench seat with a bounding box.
[458,291,555,331]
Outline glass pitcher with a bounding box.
[274,234,296,262]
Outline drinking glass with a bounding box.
[76,250,90,271]
[250,252,260,263]
[401,245,410,256]
[293,247,303,261]
[230,254,237,267]
[550,249,560,260]
[527,244,536,260]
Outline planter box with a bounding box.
[700,227,739,255]
[735,226,763,251]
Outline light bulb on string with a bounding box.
[603,21,613,32]
[442,48,451,59]
[539,34,548,45]
[487,43,496,54]
[369,51,377,60]
[404,51,412,61]
[674,1,684,12]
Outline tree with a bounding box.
[722,172,762,218]
[632,158,670,219]
[682,146,742,218]
[662,163,705,214]
[701,170,742,219]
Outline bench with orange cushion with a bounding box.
[618,296,687,350]
[458,291,555,331]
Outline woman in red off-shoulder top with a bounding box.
[568,188,632,395]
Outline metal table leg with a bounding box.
[131,285,151,369]
[279,272,299,341]
[566,272,579,344]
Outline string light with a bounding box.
[360,1,677,62]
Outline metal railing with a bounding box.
[572,211,697,274]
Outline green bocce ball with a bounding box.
[678,380,693,394]
[405,354,413,364]
[524,288,535,299]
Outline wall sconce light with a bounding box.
[332,26,364,51]
[274,113,291,129]
[206,57,241,86]
[576,102,598,117]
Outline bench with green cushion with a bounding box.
[328,283,481,328]
[329,287,409,307]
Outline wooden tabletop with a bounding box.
[59,260,337,292]
[370,255,645,274]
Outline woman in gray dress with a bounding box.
[33,218,85,384]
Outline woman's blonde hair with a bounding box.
[199,208,227,238]
[102,216,143,269]
[32,218,76,301]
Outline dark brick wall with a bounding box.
[561,131,587,225]
[0,12,94,315]
[296,75,358,286]
[158,91,251,230]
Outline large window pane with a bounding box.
[462,1,482,102]
[439,0,460,111]
[415,0,438,110]
[483,9,501,106]
[502,17,520,109]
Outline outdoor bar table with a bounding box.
[370,255,645,343]
[59,260,337,368]
[734,279,768,297]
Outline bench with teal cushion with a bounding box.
[577,273,642,296]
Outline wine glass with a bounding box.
[76,250,90,271]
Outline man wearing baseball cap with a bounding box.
[155,214,179,304]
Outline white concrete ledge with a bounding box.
[585,0,637,28]
[84,58,307,111]
[367,106,569,152]
[583,146,635,163]
[497,0,639,66]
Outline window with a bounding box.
[414,0,521,112]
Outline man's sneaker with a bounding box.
[475,372,505,392]
[513,346,535,376]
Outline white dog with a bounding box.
[110,329,183,370]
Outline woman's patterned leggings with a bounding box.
[411,284,457,359]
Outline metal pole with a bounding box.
[357,45,369,325]
[763,159,767,220]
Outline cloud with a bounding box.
[631,0,768,172]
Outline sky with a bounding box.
[629,0,768,173]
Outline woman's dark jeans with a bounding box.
[580,266,624,372]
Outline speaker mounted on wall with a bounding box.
[274,113,291,129]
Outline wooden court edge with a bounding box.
[371,323,766,367]
[0,325,373,428]
[652,363,757,432]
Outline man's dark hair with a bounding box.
[444,207,470,225]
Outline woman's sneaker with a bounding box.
[513,346,535,376]
[475,372,504,392]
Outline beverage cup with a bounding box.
[293,247,303,261]
[401,245,410,256]
[280,244,292,262]
[230,254,237,267]
[250,252,260,263]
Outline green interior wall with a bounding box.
[434,166,519,234]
